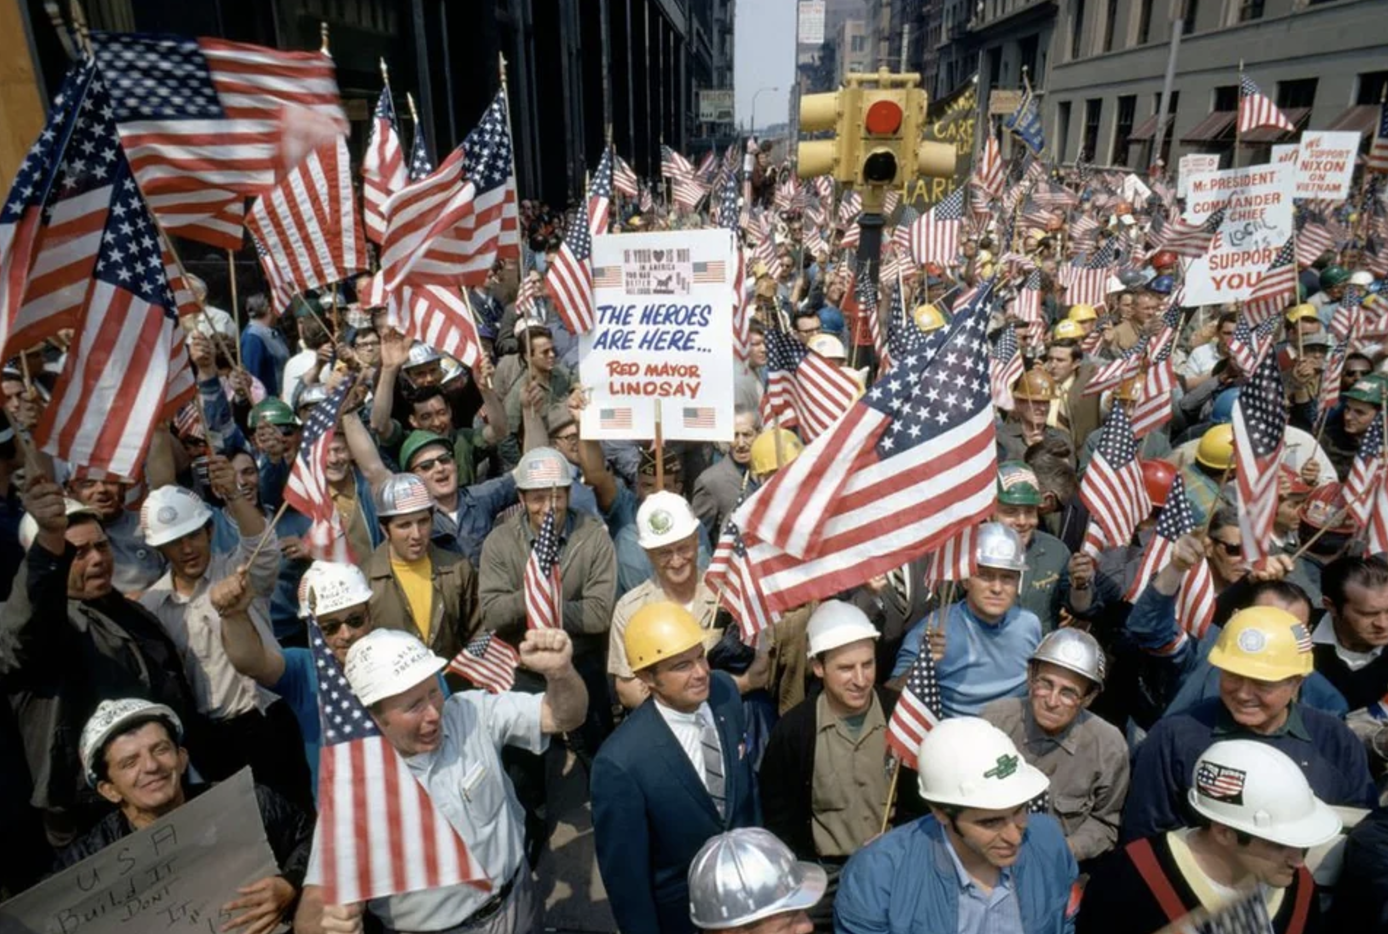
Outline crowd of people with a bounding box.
[3,144,1388,934]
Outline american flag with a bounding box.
[1070,213,1101,254]
[1370,99,1388,175]
[408,119,434,182]
[1242,239,1298,327]
[308,622,487,905]
[90,32,348,249]
[1318,340,1348,418]
[27,67,195,477]
[1238,74,1296,135]
[923,524,977,587]
[989,326,1023,412]
[250,233,295,315]
[1080,402,1151,558]
[362,88,405,245]
[447,633,521,694]
[682,406,716,429]
[1233,347,1287,571]
[246,136,365,296]
[1295,205,1336,266]
[705,484,780,641]
[661,144,695,181]
[773,174,800,213]
[0,63,90,361]
[639,183,655,213]
[599,407,632,430]
[1153,206,1226,259]
[974,133,1004,201]
[759,327,859,442]
[613,154,640,198]
[1125,474,1217,640]
[694,149,717,181]
[1130,387,1175,439]
[885,639,943,769]
[734,282,999,609]
[882,188,902,218]
[1013,268,1045,341]
[380,90,518,292]
[1347,416,1385,530]
[672,175,709,213]
[1227,314,1276,376]
[282,375,358,562]
[838,190,862,227]
[909,189,964,267]
[389,283,482,368]
[1059,239,1117,308]
[544,149,611,335]
[514,272,544,320]
[1082,341,1146,398]
[1195,761,1246,803]
[1142,304,1182,398]
[523,506,563,630]
[1032,182,1078,211]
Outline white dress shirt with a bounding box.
[654,698,716,788]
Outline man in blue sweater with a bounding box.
[834,717,1079,934]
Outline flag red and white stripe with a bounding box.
[362,87,406,244]
[387,283,481,369]
[523,505,563,630]
[282,376,359,563]
[1233,349,1288,571]
[447,634,521,694]
[1238,74,1296,135]
[923,525,977,587]
[1125,473,1217,640]
[1080,403,1151,558]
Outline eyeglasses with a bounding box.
[320,613,370,637]
[413,452,455,472]
[1031,675,1085,706]
[1346,369,1373,380]
[1212,538,1243,557]
[651,539,698,564]
[277,425,301,437]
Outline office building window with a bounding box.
[1057,101,1072,162]
[1103,0,1119,52]
[1070,0,1086,60]
[1019,34,1039,82]
[1181,0,1198,35]
[1212,85,1237,112]
[1136,0,1153,44]
[1356,72,1388,105]
[1278,78,1317,110]
[988,48,1001,86]
[1082,98,1102,162]
[1114,95,1136,164]
[1238,0,1264,21]
[851,34,866,52]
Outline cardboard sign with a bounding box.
[0,769,277,934]
[987,89,1024,116]
[580,229,737,442]
[1293,131,1360,200]
[1182,163,1295,307]
[1177,154,1221,198]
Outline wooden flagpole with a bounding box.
[227,249,242,367]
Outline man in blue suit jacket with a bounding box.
[592,603,761,934]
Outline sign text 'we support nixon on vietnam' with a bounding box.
[579,228,736,443]
[1182,162,1295,307]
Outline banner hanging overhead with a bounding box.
[1182,163,1295,306]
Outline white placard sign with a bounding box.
[798,0,826,45]
[1293,131,1360,200]
[580,229,737,442]
[1271,144,1299,169]
[1177,154,1220,198]
[1182,163,1295,307]
[1121,174,1152,203]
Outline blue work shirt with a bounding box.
[943,827,1026,934]
[894,601,1042,717]
[430,473,517,566]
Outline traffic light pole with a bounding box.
[855,211,885,281]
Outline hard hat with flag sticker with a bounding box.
[1187,740,1340,849]
[513,447,573,490]
[1207,606,1314,681]
[997,462,1043,507]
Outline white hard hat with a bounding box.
[1187,740,1342,849]
[140,485,214,547]
[975,521,1026,572]
[807,333,846,359]
[1349,270,1374,287]
[916,717,1049,810]
[806,600,879,657]
[18,497,101,551]
[344,629,448,707]
[299,561,373,618]
[636,491,701,550]
[512,447,573,490]
[79,698,183,787]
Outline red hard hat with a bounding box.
[1151,250,1178,270]
[1298,482,1354,534]
[1141,459,1177,508]
[925,262,944,277]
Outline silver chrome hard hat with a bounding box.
[975,521,1026,572]
[688,828,826,930]
[373,473,435,518]
[405,341,443,369]
[1030,627,1106,688]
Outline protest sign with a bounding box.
[902,81,977,210]
[1182,163,1295,307]
[1271,144,1299,169]
[1121,174,1153,204]
[1292,131,1359,200]
[1177,154,1220,198]
[580,229,736,442]
[0,769,277,934]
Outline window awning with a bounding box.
[1325,104,1380,136]
[1128,113,1173,142]
[1241,107,1311,143]
[1180,110,1236,144]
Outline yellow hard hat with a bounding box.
[1053,320,1085,341]
[914,303,947,333]
[1067,303,1098,323]
[1208,606,1314,682]
[624,602,708,672]
[750,429,804,477]
[1195,424,1235,471]
[1114,375,1143,402]
[1012,368,1057,402]
[1285,303,1319,324]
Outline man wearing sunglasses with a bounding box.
[394,430,517,566]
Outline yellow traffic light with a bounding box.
[797,89,859,183]
[903,87,957,179]
[857,87,909,186]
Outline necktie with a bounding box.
[700,715,726,818]
[888,565,909,607]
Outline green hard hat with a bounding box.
[1320,266,1350,290]
[400,430,451,470]
[1343,373,1388,407]
[997,461,1043,507]
[248,398,299,428]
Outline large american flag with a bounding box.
[759,327,859,442]
[1242,239,1298,327]
[282,375,358,563]
[246,136,365,296]
[1058,238,1117,308]
[362,87,405,245]
[309,621,487,905]
[705,484,780,641]
[27,66,195,477]
[1233,348,1287,571]
[885,638,943,769]
[388,283,482,368]
[909,188,964,267]
[447,633,521,694]
[1125,473,1216,640]
[734,282,998,610]
[380,90,518,292]
[1370,99,1388,175]
[989,325,1022,412]
[90,32,348,249]
[545,148,611,335]
[1238,74,1296,135]
[1080,402,1151,558]
[523,506,563,630]
[1347,416,1385,530]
